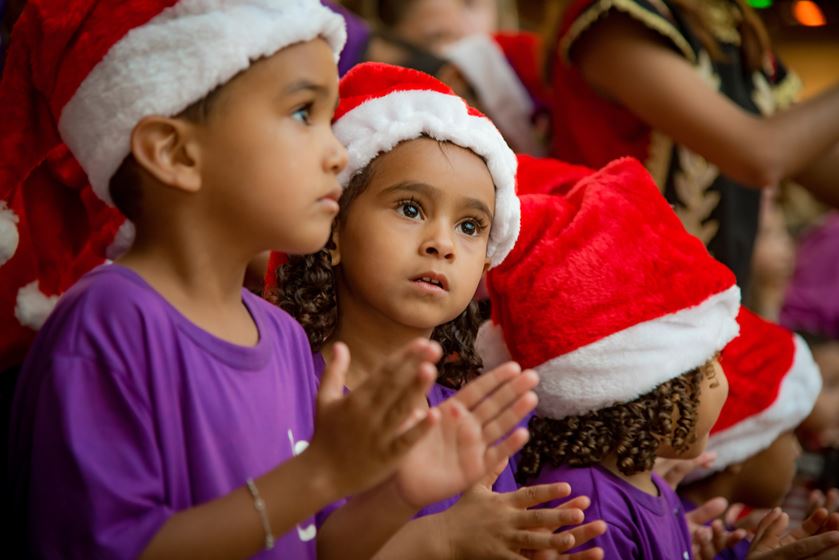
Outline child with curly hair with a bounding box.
[477,158,741,559]
[272,61,606,559]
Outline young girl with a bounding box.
[274,61,606,559]
[4,3,537,559]
[547,0,839,296]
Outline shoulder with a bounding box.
[558,0,694,65]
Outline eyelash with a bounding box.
[395,198,488,237]
[292,102,314,124]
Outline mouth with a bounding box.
[411,272,449,292]
[320,186,342,204]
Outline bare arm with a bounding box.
[573,13,839,196]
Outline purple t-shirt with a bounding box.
[312,353,519,523]
[531,463,694,560]
[9,265,321,559]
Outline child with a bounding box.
[478,158,739,559]
[275,62,606,559]
[679,307,828,559]
[546,0,839,297]
[5,2,535,558]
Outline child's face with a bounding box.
[193,38,346,255]
[394,0,469,55]
[799,341,839,449]
[730,431,802,508]
[334,137,494,333]
[661,359,729,459]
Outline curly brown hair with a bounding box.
[516,359,719,483]
[273,144,484,390]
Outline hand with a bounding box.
[435,467,606,560]
[810,489,839,517]
[747,508,839,559]
[687,497,748,560]
[725,503,771,533]
[653,452,716,490]
[308,340,441,498]
[393,362,539,508]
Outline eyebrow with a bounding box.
[283,80,331,97]
[380,181,494,221]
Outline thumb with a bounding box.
[726,503,746,527]
[318,342,350,406]
[478,458,509,489]
[688,497,728,526]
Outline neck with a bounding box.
[325,280,434,390]
[600,455,660,496]
[117,206,257,343]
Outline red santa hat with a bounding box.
[332,62,519,268]
[0,0,345,369]
[685,307,822,482]
[477,157,741,419]
[444,32,549,156]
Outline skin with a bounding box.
[323,138,605,559]
[604,359,729,496]
[573,11,839,205]
[800,341,839,450]
[120,37,533,560]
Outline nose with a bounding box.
[419,222,455,261]
[325,131,348,175]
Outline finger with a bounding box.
[370,340,441,414]
[561,521,607,550]
[753,508,783,545]
[484,427,530,467]
[481,391,539,444]
[686,496,728,526]
[812,490,828,511]
[510,483,573,509]
[828,489,839,513]
[317,342,350,405]
[694,527,715,560]
[562,548,605,560]
[386,406,440,457]
[514,507,585,530]
[479,458,511,489]
[472,370,539,425]
[380,361,437,431]
[781,531,839,559]
[800,508,830,537]
[454,362,521,409]
[510,529,575,552]
[724,502,745,527]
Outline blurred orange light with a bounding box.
[793,1,827,26]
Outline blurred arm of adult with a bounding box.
[573,12,839,206]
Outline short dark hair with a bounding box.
[516,358,720,483]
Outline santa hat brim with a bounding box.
[59,0,346,205]
[333,89,519,268]
[478,284,741,418]
[685,334,822,482]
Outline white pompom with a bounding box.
[475,320,513,371]
[15,281,60,330]
[106,220,135,260]
[0,202,20,267]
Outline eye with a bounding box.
[292,103,313,124]
[458,218,486,237]
[396,200,423,220]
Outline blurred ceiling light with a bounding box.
[793,0,827,26]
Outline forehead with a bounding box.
[368,138,495,207]
[233,38,338,92]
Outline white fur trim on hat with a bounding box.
[476,320,514,371]
[0,201,19,267]
[333,90,520,267]
[59,0,346,205]
[533,285,741,419]
[685,334,822,483]
[106,220,136,260]
[445,35,543,156]
[15,281,60,330]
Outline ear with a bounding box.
[329,228,341,267]
[130,116,202,194]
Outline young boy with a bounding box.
[3,1,537,558]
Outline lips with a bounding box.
[320,186,342,203]
[411,272,449,291]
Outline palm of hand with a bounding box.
[394,399,485,508]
